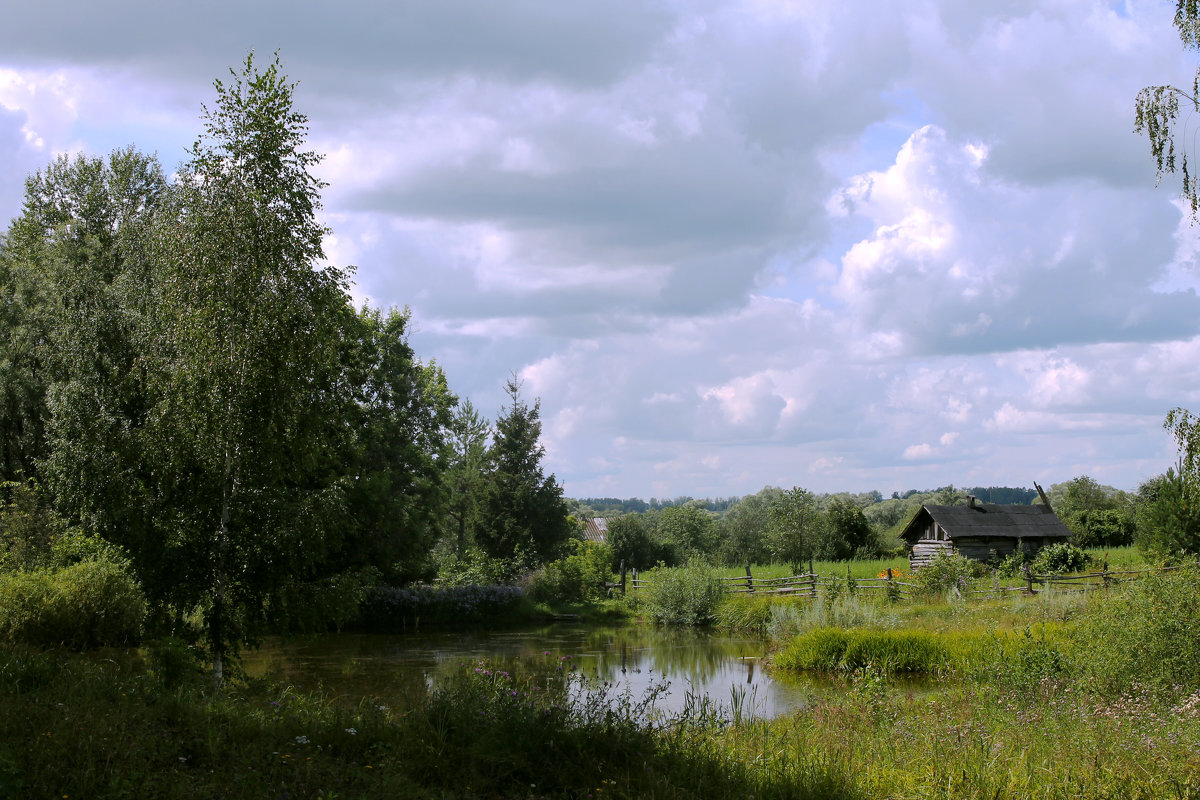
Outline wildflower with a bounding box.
[295,736,309,745]
[345,728,357,735]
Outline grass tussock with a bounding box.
[774,628,950,674]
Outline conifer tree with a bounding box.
[476,377,573,566]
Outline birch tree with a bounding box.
[1136,1,1200,217]
[145,54,350,680]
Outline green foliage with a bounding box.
[0,481,130,573]
[358,583,526,629]
[715,487,779,566]
[144,636,207,690]
[336,307,456,586]
[140,54,353,677]
[990,627,1070,691]
[645,561,726,627]
[437,546,534,586]
[913,550,982,598]
[0,480,67,571]
[655,504,716,564]
[714,593,780,633]
[606,513,659,571]
[0,649,859,800]
[528,540,614,604]
[1066,508,1135,547]
[766,594,890,640]
[1030,542,1091,575]
[774,628,948,674]
[820,497,875,560]
[992,548,1029,578]
[0,558,144,648]
[1136,464,1200,557]
[476,377,573,564]
[441,399,490,566]
[767,487,821,572]
[1073,565,1200,692]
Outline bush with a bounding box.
[645,561,726,627]
[1072,565,1200,692]
[913,550,982,598]
[528,540,613,605]
[1030,542,1090,575]
[0,558,145,649]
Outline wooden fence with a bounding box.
[623,560,1198,603]
[625,564,915,600]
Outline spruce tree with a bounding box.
[477,377,573,566]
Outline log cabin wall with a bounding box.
[909,539,953,569]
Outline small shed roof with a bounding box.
[900,503,1073,543]
[582,517,608,544]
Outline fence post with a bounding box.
[745,563,754,593]
[808,557,814,576]
[619,560,627,596]
[632,568,638,593]
[1101,558,1110,590]
[1023,563,1035,595]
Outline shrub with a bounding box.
[49,528,132,570]
[913,550,982,598]
[992,549,1028,578]
[1030,542,1090,575]
[645,561,726,627]
[528,540,613,605]
[0,558,145,649]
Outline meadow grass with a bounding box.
[705,557,911,582]
[6,565,1200,799]
[10,637,1195,800]
[0,645,855,800]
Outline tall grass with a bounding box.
[774,628,950,674]
[709,557,910,582]
[0,646,858,799]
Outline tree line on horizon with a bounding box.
[570,472,1197,572]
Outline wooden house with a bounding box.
[900,495,1073,569]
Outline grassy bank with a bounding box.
[0,646,852,800]
[5,565,1200,798]
[4,632,1198,799]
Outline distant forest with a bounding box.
[572,486,1038,516]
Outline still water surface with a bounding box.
[243,624,813,718]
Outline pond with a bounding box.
[243,623,815,719]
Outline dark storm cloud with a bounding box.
[0,0,674,90]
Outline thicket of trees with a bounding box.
[0,55,573,672]
[593,468,1200,573]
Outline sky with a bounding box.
[1,0,1198,500]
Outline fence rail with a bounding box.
[623,560,1198,603]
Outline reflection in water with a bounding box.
[242,624,814,718]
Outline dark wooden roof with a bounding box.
[900,503,1073,543]
[582,517,608,544]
